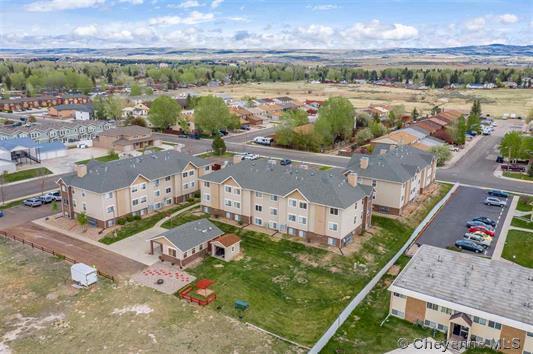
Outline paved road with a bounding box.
[4,223,146,279]
[1,173,67,203]
[416,186,511,257]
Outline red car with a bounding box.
[468,226,495,237]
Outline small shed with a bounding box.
[71,263,98,287]
[210,234,241,262]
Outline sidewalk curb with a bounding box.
[492,196,518,260]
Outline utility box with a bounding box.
[71,263,98,287]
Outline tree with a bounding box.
[448,115,466,145]
[212,135,226,155]
[500,132,532,162]
[77,212,88,232]
[93,96,107,120]
[369,121,387,138]
[144,87,153,95]
[431,106,442,115]
[411,107,419,120]
[194,95,235,134]
[315,97,354,145]
[355,112,371,128]
[355,128,373,145]
[430,145,452,167]
[130,84,142,96]
[470,99,482,117]
[148,96,181,130]
[129,117,147,127]
[105,96,123,120]
[280,109,308,127]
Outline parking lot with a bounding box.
[0,203,55,230]
[416,186,511,257]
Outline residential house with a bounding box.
[273,96,293,104]
[372,128,445,152]
[48,104,93,120]
[57,150,211,228]
[0,137,66,167]
[254,98,275,105]
[0,94,89,112]
[148,219,241,267]
[0,120,114,144]
[121,103,149,119]
[199,158,373,248]
[230,107,261,126]
[93,126,160,153]
[389,245,533,354]
[345,145,437,215]
[258,104,284,121]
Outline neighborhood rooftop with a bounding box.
[346,145,435,183]
[60,150,209,193]
[390,245,533,328]
[153,219,224,252]
[200,159,372,209]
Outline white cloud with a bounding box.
[25,0,105,12]
[465,17,486,31]
[211,0,223,8]
[310,4,338,11]
[226,16,250,22]
[149,11,214,25]
[169,0,201,9]
[73,25,98,36]
[342,20,418,41]
[118,0,144,4]
[498,14,518,24]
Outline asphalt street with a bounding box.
[416,186,511,257]
[1,174,66,203]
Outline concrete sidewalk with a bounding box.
[492,196,518,260]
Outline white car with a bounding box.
[253,136,273,146]
[77,143,88,149]
[464,232,491,248]
[241,153,259,161]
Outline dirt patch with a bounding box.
[112,304,154,316]
[387,265,401,276]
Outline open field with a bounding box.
[502,230,533,268]
[180,82,533,117]
[3,167,52,183]
[0,238,296,353]
[75,153,119,165]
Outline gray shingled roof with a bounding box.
[153,219,223,252]
[60,150,209,193]
[201,159,371,209]
[55,104,93,112]
[345,145,434,183]
[390,245,533,327]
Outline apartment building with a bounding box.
[345,145,436,215]
[199,158,373,248]
[57,150,210,228]
[93,126,160,153]
[389,245,533,354]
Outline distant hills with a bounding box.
[1,44,531,64]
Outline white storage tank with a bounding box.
[71,263,98,287]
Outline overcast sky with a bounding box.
[0,0,531,49]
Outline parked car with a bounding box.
[496,156,504,163]
[450,146,460,152]
[0,210,4,217]
[241,153,259,161]
[466,220,495,230]
[45,191,62,201]
[240,125,251,130]
[280,159,292,166]
[455,239,485,253]
[253,136,273,146]
[219,130,229,136]
[484,197,506,207]
[23,198,42,207]
[472,216,497,226]
[468,226,495,237]
[501,164,526,172]
[488,190,508,198]
[77,143,88,149]
[463,233,491,248]
[39,194,54,204]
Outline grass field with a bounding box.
[503,172,533,181]
[511,217,533,230]
[76,153,120,165]
[502,230,533,268]
[516,196,533,212]
[0,238,295,353]
[3,167,52,183]
[183,82,533,118]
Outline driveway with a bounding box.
[41,147,109,174]
[416,186,511,257]
[0,204,55,230]
[107,226,164,266]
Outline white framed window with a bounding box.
[155,190,161,197]
[106,206,114,213]
[330,208,339,215]
[166,187,171,193]
[328,222,338,231]
[269,221,278,230]
[426,302,438,311]
[270,208,278,216]
[105,192,113,199]
[188,170,195,176]
[391,309,405,318]
[255,191,263,198]
[255,205,262,212]
[131,186,138,193]
[141,183,146,190]
[234,201,241,208]
[289,199,297,207]
[424,320,437,329]
[488,321,501,330]
[140,196,147,203]
[353,216,357,224]
[182,172,188,178]
[154,203,161,210]
[327,237,336,246]
[299,201,307,209]
[82,203,87,211]
[81,191,86,197]
[204,166,210,171]
[234,188,241,195]
[440,306,452,315]
[393,292,406,298]
[166,198,172,205]
[298,216,307,225]
[190,181,195,188]
[165,176,171,181]
[204,181,210,187]
[288,214,296,222]
[184,183,189,189]
[254,217,262,225]
[271,195,278,201]
[224,199,232,207]
[203,193,211,201]
[224,186,232,193]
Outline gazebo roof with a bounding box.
[196,279,214,289]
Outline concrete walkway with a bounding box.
[509,226,533,233]
[492,196,518,260]
[107,203,200,265]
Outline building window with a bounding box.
[155,190,161,197]
[166,187,171,194]
[204,181,210,187]
[133,199,139,206]
[527,332,533,338]
[255,217,262,225]
[328,238,336,246]
[330,208,339,215]
[393,292,406,299]
[204,166,210,172]
[82,203,87,211]
[140,196,147,203]
[270,208,278,216]
[191,247,196,254]
[328,222,338,231]
[440,306,452,315]
[255,205,262,212]
[184,183,189,189]
[424,320,437,329]
[234,188,240,195]
[234,201,240,208]
[199,244,203,250]
[299,202,307,209]
[203,193,210,201]
[289,199,297,207]
[271,195,278,201]
[473,316,486,325]
[298,216,307,225]
[183,252,187,258]
[81,191,86,197]
[190,181,195,188]
[288,214,296,222]
[141,183,146,190]
[106,206,114,213]
[224,199,232,207]
[168,248,176,257]
[255,192,263,198]
[105,192,113,199]
[188,170,194,176]
[437,324,448,333]
[182,172,188,178]
[353,216,357,224]
[132,186,138,193]
[391,309,405,318]
[224,186,232,193]
[488,321,501,330]
[426,302,438,311]
[166,199,172,205]
[165,176,171,181]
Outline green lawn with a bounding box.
[511,217,533,230]
[322,256,444,354]
[503,172,533,181]
[2,167,52,183]
[502,230,533,268]
[197,151,235,158]
[319,165,333,171]
[516,196,533,212]
[76,153,120,165]
[99,200,198,245]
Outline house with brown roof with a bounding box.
[93,126,160,152]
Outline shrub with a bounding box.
[133,215,141,221]
[126,215,135,222]
[117,218,126,225]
